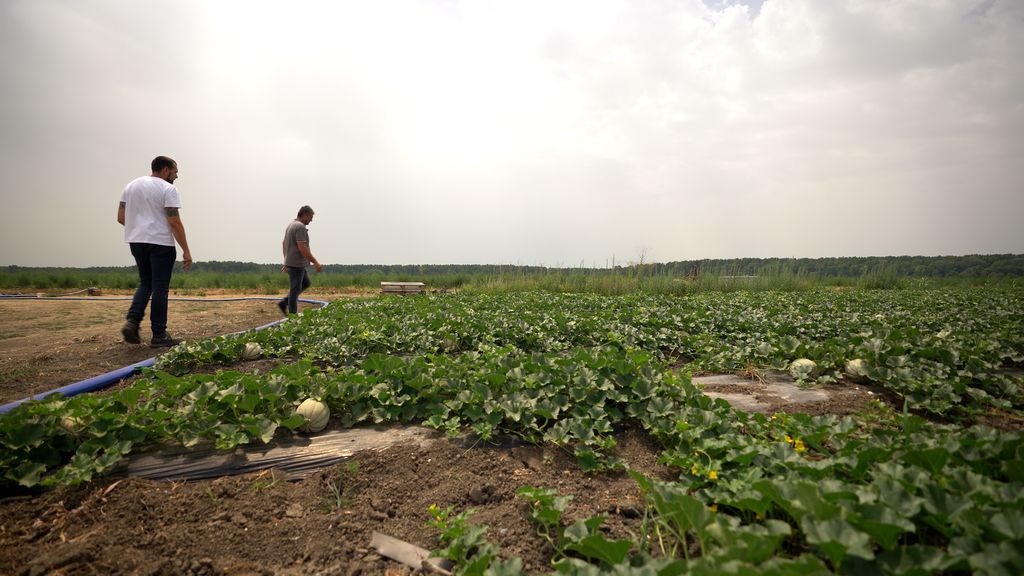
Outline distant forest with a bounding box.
[6,254,1023,278]
[653,254,1024,278]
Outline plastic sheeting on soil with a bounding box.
[112,425,440,482]
[694,372,832,412]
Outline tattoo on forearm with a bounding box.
[165,207,180,217]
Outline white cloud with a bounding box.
[1,0,1021,266]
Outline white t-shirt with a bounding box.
[120,176,181,246]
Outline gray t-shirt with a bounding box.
[283,219,310,268]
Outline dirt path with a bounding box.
[0,293,331,405]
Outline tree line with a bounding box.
[4,253,1022,279]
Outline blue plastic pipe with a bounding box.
[0,296,329,414]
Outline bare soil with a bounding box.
[0,292,329,405]
[2,429,673,576]
[0,294,890,575]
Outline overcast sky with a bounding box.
[1,0,1022,267]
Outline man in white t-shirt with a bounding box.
[117,156,193,348]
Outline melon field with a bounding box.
[1,287,1023,575]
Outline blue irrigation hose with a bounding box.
[0,295,329,414]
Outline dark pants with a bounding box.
[281,266,311,314]
[127,243,176,335]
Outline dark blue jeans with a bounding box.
[127,243,176,335]
[281,266,311,314]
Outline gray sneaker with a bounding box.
[150,333,181,348]
[121,321,141,344]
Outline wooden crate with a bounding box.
[380,281,426,295]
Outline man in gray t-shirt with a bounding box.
[278,205,322,315]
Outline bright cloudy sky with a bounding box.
[1,0,1022,267]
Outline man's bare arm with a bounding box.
[117,202,126,226]
[296,242,322,272]
[165,207,193,271]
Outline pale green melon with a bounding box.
[60,416,85,433]
[788,358,819,379]
[844,359,870,382]
[296,399,330,433]
[242,342,263,360]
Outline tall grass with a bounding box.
[0,269,468,294]
[458,267,905,294]
[1,266,1016,296]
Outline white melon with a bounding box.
[844,359,870,383]
[789,358,819,379]
[242,342,263,360]
[296,399,330,433]
[60,416,85,433]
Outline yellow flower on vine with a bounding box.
[794,439,807,453]
[691,464,700,475]
[784,435,793,444]
[709,504,718,512]
[708,470,718,480]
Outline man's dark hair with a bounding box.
[297,205,314,217]
[151,156,176,172]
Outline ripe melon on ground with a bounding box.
[60,416,85,433]
[242,342,263,360]
[844,359,870,383]
[296,399,330,433]
[789,358,819,379]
